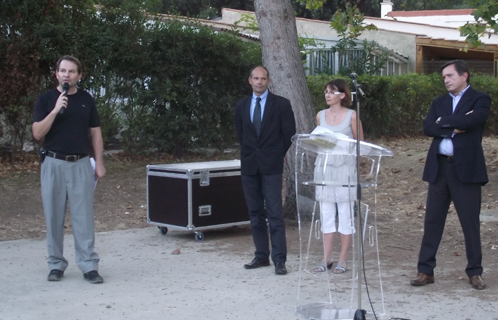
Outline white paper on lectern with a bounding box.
[311,125,350,139]
[89,157,97,189]
[311,126,350,154]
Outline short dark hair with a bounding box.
[56,55,82,74]
[441,59,470,84]
[324,79,352,107]
[249,65,269,78]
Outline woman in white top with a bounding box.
[314,79,364,273]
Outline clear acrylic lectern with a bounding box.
[292,133,393,320]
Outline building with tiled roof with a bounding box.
[217,2,498,77]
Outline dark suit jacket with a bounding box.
[235,91,296,176]
[422,87,490,185]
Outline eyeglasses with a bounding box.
[324,91,342,95]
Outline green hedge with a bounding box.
[0,1,261,156]
[87,18,261,155]
[307,73,498,138]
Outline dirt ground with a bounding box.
[1,137,498,293]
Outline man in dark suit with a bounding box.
[235,66,296,275]
[411,60,490,290]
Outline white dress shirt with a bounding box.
[438,85,470,155]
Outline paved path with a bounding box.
[0,226,496,320]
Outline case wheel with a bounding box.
[158,226,168,235]
[194,232,204,242]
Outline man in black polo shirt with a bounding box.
[33,55,106,284]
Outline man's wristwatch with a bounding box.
[436,117,441,124]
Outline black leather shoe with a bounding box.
[469,275,486,290]
[244,258,270,269]
[275,262,287,275]
[83,270,104,284]
[47,269,64,281]
[410,273,434,286]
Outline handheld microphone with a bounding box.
[60,83,69,114]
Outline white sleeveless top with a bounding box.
[314,108,356,203]
[318,108,354,139]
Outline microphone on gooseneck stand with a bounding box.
[350,73,365,98]
[60,83,69,114]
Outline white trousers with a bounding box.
[319,200,355,235]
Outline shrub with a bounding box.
[1,1,261,156]
[110,19,261,155]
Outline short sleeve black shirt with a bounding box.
[33,88,101,155]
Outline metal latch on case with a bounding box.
[200,170,210,186]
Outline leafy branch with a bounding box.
[460,0,498,49]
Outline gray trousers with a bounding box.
[41,156,99,273]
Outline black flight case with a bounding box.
[146,160,249,241]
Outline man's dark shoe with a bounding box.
[469,275,486,290]
[275,262,287,275]
[244,258,270,269]
[83,270,104,284]
[47,269,64,281]
[410,273,434,286]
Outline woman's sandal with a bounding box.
[333,262,347,274]
[314,260,333,272]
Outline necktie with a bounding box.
[254,97,261,136]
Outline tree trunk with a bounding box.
[254,0,316,219]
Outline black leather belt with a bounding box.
[437,154,454,162]
[46,151,87,162]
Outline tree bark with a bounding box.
[254,0,316,219]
